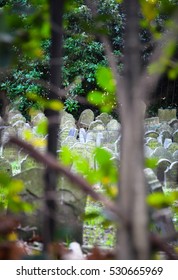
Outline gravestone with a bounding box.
[173,150,178,161]
[146,138,161,150]
[13,168,87,244]
[168,119,178,131]
[95,113,112,126]
[31,112,47,126]
[21,156,42,171]
[156,123,173,135]
[165,161,178,189]
[145,131,159,139]
[2,144,19,162]
[60,111,75,127]
[163,138,172,149]
[78,109,94,129]
[61,136,78,148]
[151,147,173,162]
[158,109,177,122]
[173,130,178,143]
[79,128,87,143]
[167,143,178,154]
[160,130,172,144]
[144,145,154,158]
[89,120,103,130]
[0,158,12,175]
[145,168,176,239]
[144,117,159,126]
[156,159,171,184]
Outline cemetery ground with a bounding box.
[0,108,178,259]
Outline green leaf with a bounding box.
[145,158,158,169]
[96,66,116,93]
[147,192,174,209]
[45,100,63,111]
[87,90,103,106]
[0,172,11,187]
[36,119,47,136]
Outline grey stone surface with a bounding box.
[151,146,173,162]
[146,138,161,150]
[78,109,94,128]
[145,131,159,139]
[89,120,103,130]
[167,143,178,154]
[158,109,177,122]
[173,150,178,161]
[156,159,171,184]
[13,168,87,244]
[95,113,112,126]
[168,119,178,131]
[0,157,12,175]
[160,130,172,144]
[165,161,178,189]
[173,129,178,143]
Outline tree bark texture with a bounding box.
[117,0,150,259]
[43,0,64,251]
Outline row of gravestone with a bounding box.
[0,109,178,244]
[143,118,178,190]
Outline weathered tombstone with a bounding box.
[146,138,161,150]
[95,113,112,126]
[168,119,178,131]
[0,158,12,175]
[164,138,172,149]
[61,136,78,148]
[31,112,47,126]
[165,161,178,189]
[79,128,87,143]
[60,111,75,127]
[21,156,42,171]
[8,113,26,125]
[78,109,94,129]
[167,143,178,154]
[144,145,154,158]
[160,130,172,144]
[68,127,78,138]
[173,150,178,161]
[173,130,178,143]
[144,117,159,126]
[2,144,19,162]
[158,108,177,122]
[88,120,103,130]
[13,168,87,244]
[96,132,104,147]
[156,123,173,135]
[145,168,176,239]
[151,147,173,162]
[145,131,159,139]
[156,159,171,184]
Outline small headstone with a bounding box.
[144,145,154,158]
[168,119,178,131]
[60,111,75,127]
[95,113,112,126]
[106,119,121,131]
[79,128,87,143]
[144,168,176,238]
[173,150,178,161]
[21,156,42,171]
[156,159,171,184]
[158,109,177,122]
[156,123,173,135]
[13,168,87,244]
[144,117,159,126]
[61,136,78,148]
[0,158,12,175]
[146,138,161,150]
[160,130,172,144]
[31,112,47,126]
[165,161,178,189]
[173,129,178,143]
[167,143,178,154]
[163,138,172,149]
[2,144,19,162]
[145,131,159,139]
[78,109,94,128]
[89,120,103,130]
[151,146,173,162]
[68,127,78,138]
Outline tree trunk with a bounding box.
[43,0,64,251]
[117,0,150,259]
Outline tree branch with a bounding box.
[9,136,126,222]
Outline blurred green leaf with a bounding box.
[96,66,116,93]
